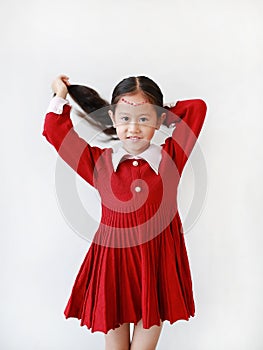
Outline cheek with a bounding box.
[144,126,156,139]
[116,126,126,139]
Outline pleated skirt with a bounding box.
[64,214,195,334]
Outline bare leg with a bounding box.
[130,319,163,350]
[104,323,131,350]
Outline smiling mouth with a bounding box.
[126,136,141,141]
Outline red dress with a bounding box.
[42,99,207,334]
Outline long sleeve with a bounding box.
[42,103,105,187]
[163,99,207,175]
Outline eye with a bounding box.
[139,116,149,122]
[120,116,129,122]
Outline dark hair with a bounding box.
[67,76,167,137]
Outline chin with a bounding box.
[123,141,150,155]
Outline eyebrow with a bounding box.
[118,112,151,117]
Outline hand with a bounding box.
[51,74,71,99]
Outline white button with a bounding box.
[135,186,141,193]
[132,160,139,166]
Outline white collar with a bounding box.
[111,143,162,175]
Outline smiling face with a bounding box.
[108,92,166,155]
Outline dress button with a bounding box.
[132,160,139,166]
[135,186,141,193]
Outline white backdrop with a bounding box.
[1,0,263,349]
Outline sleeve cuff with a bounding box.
[46,96,70,114]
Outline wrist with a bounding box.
[55,90,68,99]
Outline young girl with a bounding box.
[42,74,207,350]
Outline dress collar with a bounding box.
[111,143,162,175]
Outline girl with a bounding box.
[42,74,207,350]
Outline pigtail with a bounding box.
[67,84,117,137]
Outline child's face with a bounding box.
[108,93,166,155]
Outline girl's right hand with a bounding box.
[51,74,70,99]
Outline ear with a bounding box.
[155,112,166,130]
[108,110,116,128]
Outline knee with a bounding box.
[105,346,130,350]
[130,320,163,350]
[130,346,156,350]
[104,323,131,350]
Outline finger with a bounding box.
[62,78,70,86]
[58,74,70,81]
[63,78,71,86]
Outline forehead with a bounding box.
[115,95,156,115]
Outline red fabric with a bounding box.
[42,99,207,333]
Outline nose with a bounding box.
[128,121,140,133]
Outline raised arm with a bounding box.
[163,99,207,175]
[42,75,105,187]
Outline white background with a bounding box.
[1,0,263,349]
